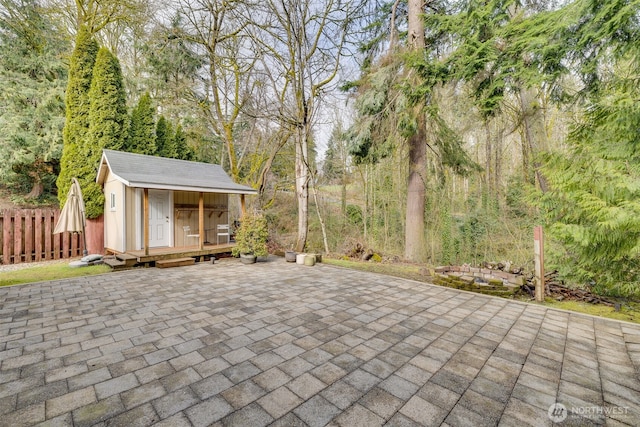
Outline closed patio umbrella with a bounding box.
[54,177,88,256]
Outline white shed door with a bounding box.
[148,190,170,247]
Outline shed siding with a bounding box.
[124,186,138,251]
[103,172,125,253]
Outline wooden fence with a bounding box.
[0,209,82,265]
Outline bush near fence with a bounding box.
[0,209,82,265]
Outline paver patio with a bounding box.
[1,258,639,426]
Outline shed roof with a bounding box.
[97,150,257,195]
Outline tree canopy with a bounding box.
[0,0,67,198]
[128,92,156,155]
[56,24,98,209]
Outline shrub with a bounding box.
[231,213,269,257]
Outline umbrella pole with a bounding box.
[81,220,88,256]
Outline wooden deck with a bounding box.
[123,242,235,264]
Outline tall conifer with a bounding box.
[155,115,173,158]
[173,125,194,160]
[56,25,98,206]
[128,92,156,155]
[83,47,128,218]
[0,0,67,198]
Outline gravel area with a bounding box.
[0,258,79,273]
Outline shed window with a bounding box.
[110,193,116,211]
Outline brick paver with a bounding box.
[1,257,639,426]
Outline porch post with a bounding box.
[199,192,204,250]
[143,188,149,256]
[240,194,246,217]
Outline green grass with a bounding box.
[538,299,640,323]
[0,263,112,287]
[323,257,640,324]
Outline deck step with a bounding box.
[103,257,128,270]
[115,253,139,267]
[156,257,195,268]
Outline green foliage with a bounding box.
[84,47,128,218]
[345,204,363,226]
[142,13,203,97]
[348,49,477,175]
[155,116,174,158]
[57,25,98,208]
[456,194,490,266]
[0,0,68,197]
[459,214,481,264]
[440,199,452,265]
[563,0,640,94]
[173,125,194,160]
[347,62,400,164]
[424,0,570,116]
[127,92,156,155]
[505,175,531,218]
[232,213,269,257]
[155,117,193,160]
[536,55,640,297]
[427,112,482,176]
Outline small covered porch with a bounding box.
[136,187,244,262]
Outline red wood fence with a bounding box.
[0,209,82,265]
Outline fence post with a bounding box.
[24,210,33,262]
[44,210,60,259]
[534,226,545,302]
[13,211,22,264]
[34,209,42,261]
[2,210,11,264]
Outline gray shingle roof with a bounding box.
[97,149,257,195]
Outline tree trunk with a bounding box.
[26,181,44,199]
[519,87,549,193]
[295,129,309,252]
[485,120,492,193]
[341,174,347,217]
[404,0,427,262]
[311,179,330,253]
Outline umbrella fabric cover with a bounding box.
[54,178,86,234]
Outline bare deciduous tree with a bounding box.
[256,0,361,252]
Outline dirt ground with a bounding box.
[0,188,58,210]
[0,189,18,209]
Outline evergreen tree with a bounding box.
[155,115,174,158]
[537,56,640,297]
[347,1,478,261]
[127,92,156,155]
[83,47,128,218]
[0,0,68,198]
[173,125,194,160]
[56,25,98,207]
